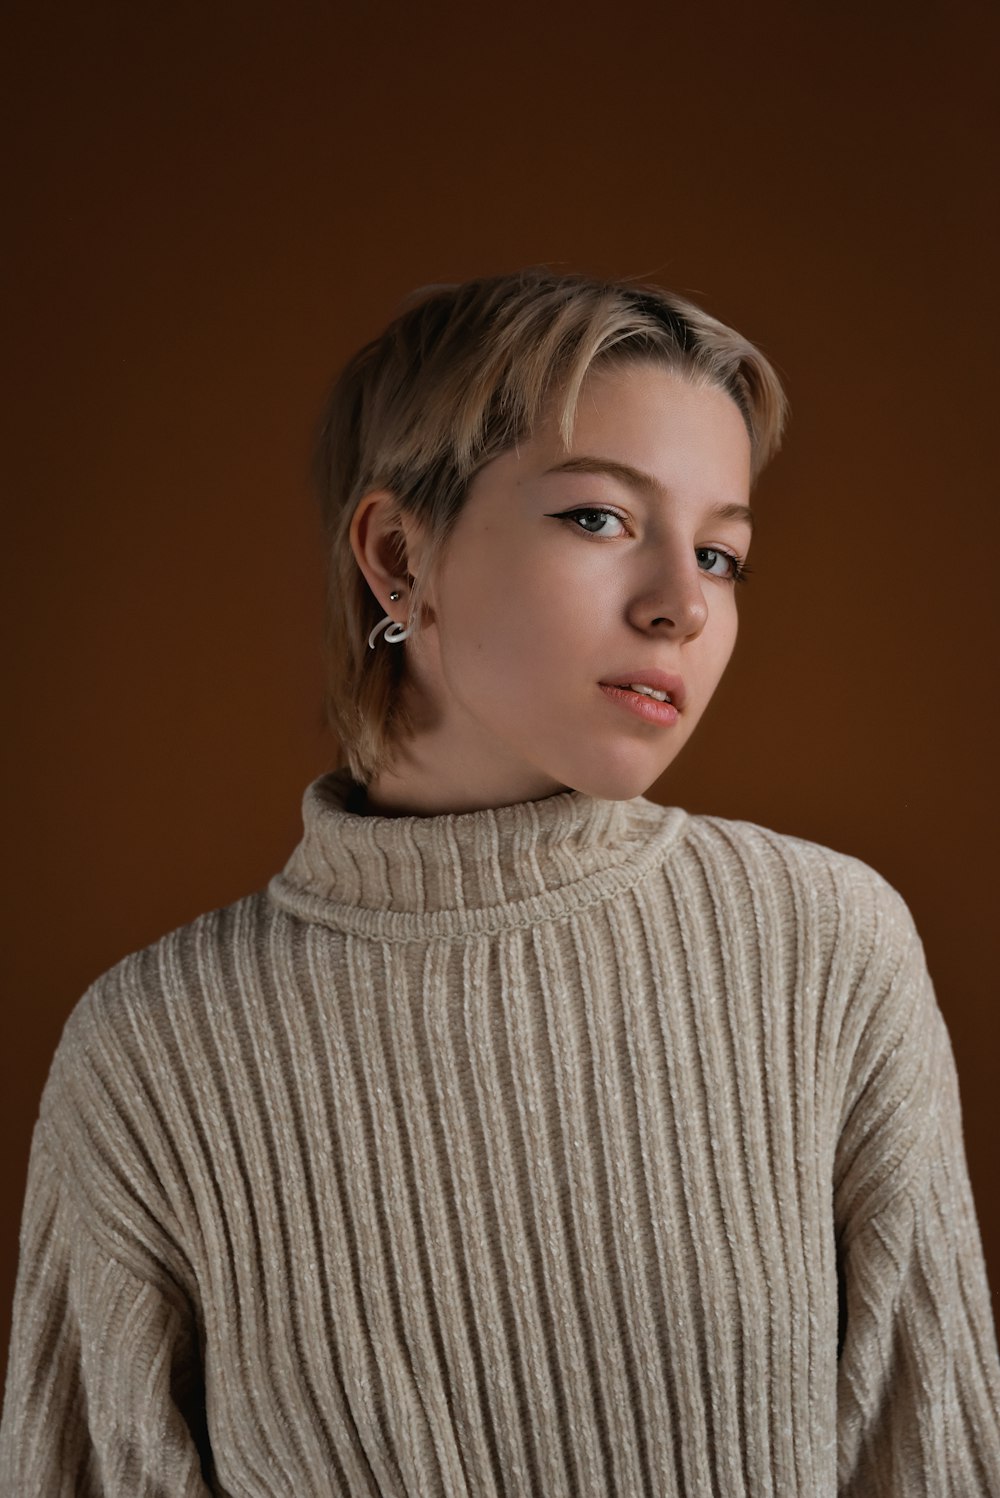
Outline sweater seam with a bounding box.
[31,1118,196,1313]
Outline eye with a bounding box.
[549,507,628,537]
[696,546,751,584]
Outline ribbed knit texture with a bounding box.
[2,771,999,1496]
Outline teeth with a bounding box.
[626,683,671,702]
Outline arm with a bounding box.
[834,883,1000,1496]
[1,1125,212,1497]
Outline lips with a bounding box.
[599,671,686,711]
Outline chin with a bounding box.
[559,755,679,803]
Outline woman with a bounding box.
[3,268,998,1495]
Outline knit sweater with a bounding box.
[2,774,999,1497]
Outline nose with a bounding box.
[628,551,709,639]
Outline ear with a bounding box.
[349,490,427,615]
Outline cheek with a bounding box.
[440,546,552,655]
[711,607,740,677]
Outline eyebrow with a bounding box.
[542,456,756,534]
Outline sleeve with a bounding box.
[833,879,1000,1497]
[0,1122,212,1496]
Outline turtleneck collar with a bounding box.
[267,768,689,942]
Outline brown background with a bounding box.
[4,0,998,1384]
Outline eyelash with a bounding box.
[551,507,753,585]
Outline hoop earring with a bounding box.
[368,616,412,648]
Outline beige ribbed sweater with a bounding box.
[2,773,999,1497]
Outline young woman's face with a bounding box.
[385,360,754,811]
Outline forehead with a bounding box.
[527,361,753,494]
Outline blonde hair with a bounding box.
[313,267,788,784]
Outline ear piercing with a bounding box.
[368,589,412,648]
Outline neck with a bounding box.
[361,728,571,819]
[360,666,576,817]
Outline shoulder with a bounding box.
[675,806,886,895]
[676,808,916,922]
[43,889,277,1126]
[23,890,283,1270]
[671,811,945,1107]
[660,804,925,977]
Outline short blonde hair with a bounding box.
[313,267,788,784]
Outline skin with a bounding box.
[350,360,754,816]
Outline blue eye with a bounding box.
[557,508,627,537]
[696,547,751,584]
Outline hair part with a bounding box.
[313,266,789,784]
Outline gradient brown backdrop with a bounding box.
[4,0,998,1385]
